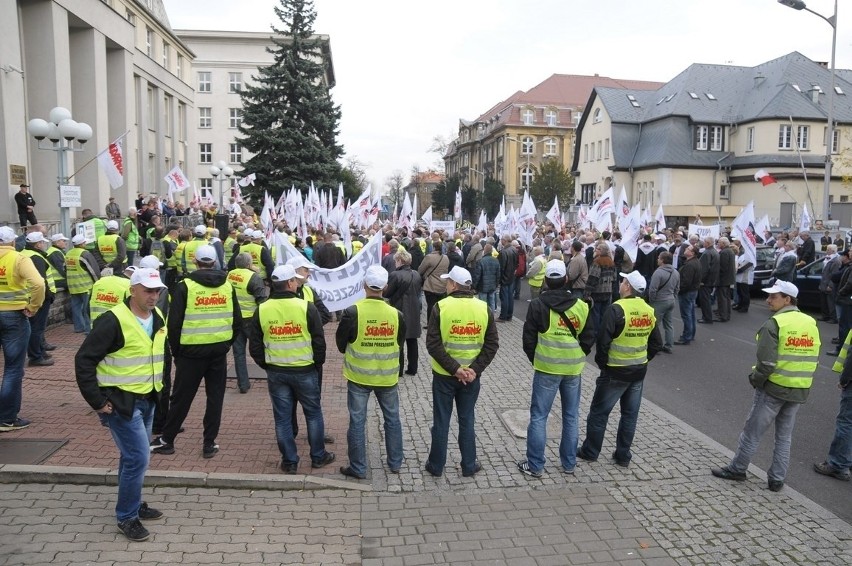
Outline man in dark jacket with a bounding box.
[497,236,518,321]
[676,244,702,345]
[715,237,736,322]
[578,271,663,467]
[797,231,816,268]
[150,245,240,459]
[698,237,719,323]
[517,260,595,478]
[473,244,500,312]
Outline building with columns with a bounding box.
[1,0,194,232]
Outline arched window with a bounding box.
[593,108,602,123]
[521,166,534,189]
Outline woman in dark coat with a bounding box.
[384,248,423,376]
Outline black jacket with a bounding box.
[522,288,595,364]
[426,289,499,378]
[248,290,326,372]
[168,268,241,358]
[595,298,663,382]
[699,247,720,286]
[678,256,702,293]
[75,299,169,420]
[335,297,405,353]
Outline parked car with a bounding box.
[751,245,776,292]
[794,256,827,311]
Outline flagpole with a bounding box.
[66,130,130,181]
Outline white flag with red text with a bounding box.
[97,139,125,189]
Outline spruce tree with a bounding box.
[238,0,343,201]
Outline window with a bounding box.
[597,141,602,160]
[521,166,534,189]
[626,95,640,108]
[580,184,596,204]
[198,71,211,93]
[746,127,755,152]
[146,87,155,130]
[796,125,809,150]
[522,108,534,125]
[590,142,596,161]
[176,54,183,79]
[229,143,242,163]
[825,127,840,153]
[199,107,211,128]
[497,138,503,157]
[199,143,212,164]
[200,178,213,202]
[145,28,153,58]
[604,138,610,159]
[695,125,708,150]
[706,93,717,101]
[593,108,602,123]
[778,124,792,149]
[162,43,169,68]
[689,92,699,99]
[163,95,172,137]
[178,103,186,142]
[229,72,242,93]
[229,108,242,129]
[521,136,533,155]
[544,109,557,126]
[583,144,588,162]
[125,10,136,25]
[710,126,723,151]
[544,137,557,156]
[836,86,845,95]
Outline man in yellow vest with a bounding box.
[98,220,127,272]
[712,280,820,492]
[65,234,100,334]
[89,265,134,322]
[335,265,405,479]
[517,260,595,478]
[150,245,239,459]
[75,267,169,542]
[21,232,57,367]
[525,246,547,300]
[228,252,267,394]
[0,226,45,432]
[247,264,335,474]
[578,270,662,468]
[424,266,499,478]
[814,328,852,481]
[46,233,69,291]
[180,225,209,276]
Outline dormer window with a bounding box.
[522,108,534,125]
[544,109,558,126]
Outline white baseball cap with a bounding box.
[25,232,47,244]
[50,233,69,242]
[0,226,17,243]
[286,255,314,270]
[139,255,163,269]
[130,267,167,289]
[194,245,217,263]
[107,220,120,231]
[364,265,389,289]
[545,259,567,278]
[620,271,646,293]
[71,234,87,245]
[271,264,304,281]
[440,266,473,286]
[763,280,799,298]
[250,229,263,239]
[193,225,207,236]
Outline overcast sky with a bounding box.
[163,0,851,191]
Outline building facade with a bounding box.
[1,0,194,231]
[402,170,444,220]
[572,52,852,227]
[443,74,662,208]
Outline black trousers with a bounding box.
[698,285,714,322]
[424,291,446,325]
[735,282,751,312]
[400,338,418,374]
[715,286,732,321]
[162,353,227,446]
[152,352,173,434]
[18,211,37,228]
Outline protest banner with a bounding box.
[430,220,455,237]
[688,223,720,239]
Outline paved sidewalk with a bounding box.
[1,315,851,565]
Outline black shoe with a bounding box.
[424,462,442,477]
[339,466,366,480]
[138,502,163,521]
[43,343,57,351]
[826,350,840,357]
[117,518,150,542]
[202,443,219,459]
[239,386,250,394]
[28,358,54,367]
[711,466,747,481]
[462,461,482,477]
[576,448,597,462]
[661,347,673,354]
[150,436,175,455]
[697,319,713,324]
[311,452,336,468]
[280,461,298,474]
[0,417,31,432]
[768,480,784,492]
[832,338,841,344]
[813,461,851,481]
[516,461,542,478]
[674,340,690,346]
[404,370,417,376]
[614,459,630,468]
[324,434,335,444]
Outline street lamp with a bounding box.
[778,0,837,223]
[468,168,487,191]
[209,160,234,237]
[505,135,553,190]
[26,107,92,236]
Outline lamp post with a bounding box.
[209,160,234,236]
[778,0,837,223]
[26,107,92,236]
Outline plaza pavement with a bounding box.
[0,312,850,565]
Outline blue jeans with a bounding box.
[580,375,644,464]
[729,388,801,482]
[499,282,515,320]
[231,323,250,391]
[70,292,91,333]
[478,291,496,312]
[590,296,612,336]
[678,290,698,342]
[126,250,136,266]
[101,397,154,522]
[526,371,581,472]
[651,299,675,348]
[426,375,480,475]
[827,385,851,472]
[266,367,328,466]
[27,296,52,361]
[346,381,403,477]
[0,311,32,423]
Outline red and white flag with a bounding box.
[754,169,777,186]
[164,166,191,192]
[97,139,125,189]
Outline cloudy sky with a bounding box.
[163,0,851,191]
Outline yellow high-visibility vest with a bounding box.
[95,303,166,394]
[343,299,400,387]
[180,279,234,345]
[763,310,819,389]
[533,300,589,375]
[258,297,314,367]
[0,251,30,308]
[65,247,94,295]
[608,298,656,367]
[89,276,130,321]
[430,295,489,376]
[228,268,259,319]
